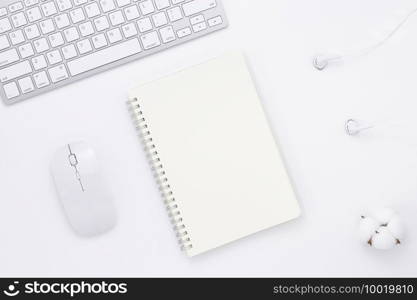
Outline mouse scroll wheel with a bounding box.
[69,154,78,167]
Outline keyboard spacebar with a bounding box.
[67,39,142,76]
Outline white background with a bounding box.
[1,0,417,277]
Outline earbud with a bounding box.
[345,119,374,136]
[313,54,342,71]
[313,55,328,71]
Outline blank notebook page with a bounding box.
[129,52,300,257]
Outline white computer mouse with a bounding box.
[50,141,117,237]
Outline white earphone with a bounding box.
[345,119,374,136]
[313,7,417,70]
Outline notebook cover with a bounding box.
[129,52,301,256]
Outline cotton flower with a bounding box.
[359,208,404,250]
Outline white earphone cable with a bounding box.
[314,7,417,70]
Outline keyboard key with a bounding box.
[0,18,12,33]
[155,0,170,10]
[99,0,116,13]
[140,31,160,49]
[70,8,85,23]
[0,8,7,17]
[27,7,42,22]
[76,38,92,54]
[85,3,100,18]
[68,38,141,76]
[107,28,122,43]
[9,30,25,45]
[139,0,155,15]
[74,0,88,5]
[124,5,140,20]
[47,50,62,64]
[116,0,130,7]
[55,13,70,29]
[34,37,49,52]
[0,60,32,82]
[109,10,125,26]
[167,7,182,22]
[63,27,79,41]
[24,0,39,7]
[94,16,109,31]
[160,26,175,43]
[137,17,152,32]
[18,43,34,58]
[24,24,40,39]
[9,2,24,12]
[11,12,27,27]
[0,35,10,50]
[18,76,34,93]
[183,0,216,17]
[79,21,94,36]
[33,71,49,88]
[208,15,222,27]
[0,49,19,67]
[41,1,57,17]
[3,82,20,99]
[39,19,55,34]
[177,27,191,38]
[122,22,137,38]
[48,64,68,82]
[192,22,207,33]
[190,15,204,25]
[152,12,167,27]
[48,32,64,47]
[31,54,47,70]
[57,0,72,11]
[62,44,77,59]
[92,33,107,49]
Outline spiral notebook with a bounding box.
[128,52,300,257]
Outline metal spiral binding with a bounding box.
[128,98,193,252]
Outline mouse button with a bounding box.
[75,152,99,175]
[69,141,93,155]
[51,147,74,175]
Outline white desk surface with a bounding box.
[1,0,417,277]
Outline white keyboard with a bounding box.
[0,0,227,104]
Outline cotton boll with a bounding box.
[359,208,404,250]
[371,227,398,250]
[387,216,405,240]
[370,207,396,224]
[359,217,380,244]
